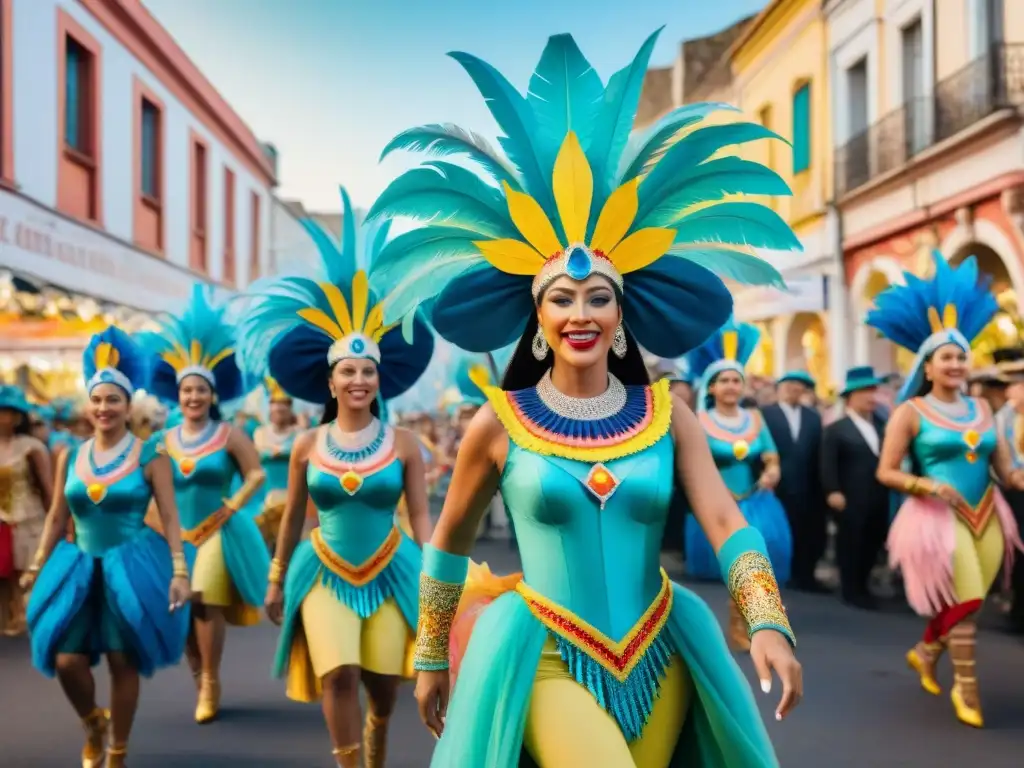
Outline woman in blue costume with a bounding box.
[21,327,191,768]
[368,30,803,768]
[144,285,269,724]
[684,318,792,650]
[869,252,1024,729]
[250,377,302,548]
[241,187,434,768]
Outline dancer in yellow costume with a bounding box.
[369,30,803,768]
[871,252,1024,728]
[240,187,434,768]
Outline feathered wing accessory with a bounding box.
[83,326,151,396]
[368,30,797,357]
[145,284,245,405]
[454,357,493,407]
[685,316,761,410]
[236,186,434,404]
[866,251,999,402]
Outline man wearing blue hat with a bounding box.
[821,366,889,609]
[763,370,828,591]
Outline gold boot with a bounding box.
[106,743,127,768]
[728,599,751,652]
[948,623,983,728]
[195,673,221,724]
[364,713,389,768]
[80,707,109,768]
[906,640,944,695]
[332,743,361,768]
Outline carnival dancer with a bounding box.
[21,327,191,767]
[368,30,803,767]
[251,377,301,548]
[129,389,167,441]
[0,386,52,636]
[144,285,269,724]
[242,187,434,768]
[684,318,791,649]
[870,252,1024,728]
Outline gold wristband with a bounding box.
[30,550,45,571]
[171,551,189,579]
[413,573,464,671]
[728,551,795,647]
[268,557,286,585]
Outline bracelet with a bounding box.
[904,476,937,496]
[268,557,286,586]
[171,551,189,579]
[413,544,469,671]
[29,550,45,572]
[718,528,795,647]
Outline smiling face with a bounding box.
[537,275,621,370]
[925,343,969,391]
[89,383,130,434]
[330,358,380,414]
[179,374,214,421]
[709,369,744,408]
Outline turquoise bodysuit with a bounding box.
[699,409,776,498]
[258,429,296,498]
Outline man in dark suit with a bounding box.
[821,366,889,609]
[991,348,1024,634]
[763,370,827,591]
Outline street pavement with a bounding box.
[2,539,1024,767]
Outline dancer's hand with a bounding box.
[415,669,450,739]
[1010,469,1024,491]
[826,492,846,511]
[18,569,37,591]
[758,467,780,490]
[168,576,191,611]
[933,483,967,510]
[750,629,802,722]
[264,583,284,625]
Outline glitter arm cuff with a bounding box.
[222,469,266,512]
[413,544,469,672]
[718,527,795,647]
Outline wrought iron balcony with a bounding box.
[835,43,1024,198]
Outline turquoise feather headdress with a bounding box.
[866,251,998,402]
[0,385,28,414]
[686,316,761,410]
[368,29,797,357]
[454,356,493,408]
[237,186,434,405]
[83,326,150,396]
[144,284,245,405]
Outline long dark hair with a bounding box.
[319,360,382,425]
[501,311,650,391]
[4,407,32,437]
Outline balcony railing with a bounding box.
[835,43,1024,198]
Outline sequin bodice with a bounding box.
[162,424,236,530]
[307,424,404,565]
[910,397,996,507]
[66,438,156,555]
[0,437,46,524]
[699,409,775,498]
[255,427,295,494]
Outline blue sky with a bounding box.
[145,0,766,212]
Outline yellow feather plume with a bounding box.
[927,307,943,334]
[475,239,547,275]
[503,182,563,258]
[552,132,593,245]
[297,308,345,340]
[468,363,492,391]
[942,303,958,330]
[265,377,290,402]
[607,227,677,274]
[590,179,639,255]
[364,303,386,342]
[94,342,119,371]
[319,283,354,338]
[351,271,370,332]
[190,340,203,366]
[722,331,738,362]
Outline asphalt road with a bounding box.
[2,540,1023,767]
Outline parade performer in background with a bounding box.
[994,349,1024,634]
[128,389,167,440]
[369,30,802,767]
[243,187,434,768]
[0,386,52,636]
[144,285,268,724]
[684,318,791,650]
[870,252,1024,728]
[21,327,190,767]
[251,377,301,548]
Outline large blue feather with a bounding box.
[670,202,802,251]
[338,187,357,283]
[667,246,786,290]
[618,103,737,183]
[686,315,762,382]
[378,123,520,188]
[83,326,150,393]
[370,227,483,306]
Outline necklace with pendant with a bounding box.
[325,419,386,495]
[710,408,753,460]
[923,394,983,462]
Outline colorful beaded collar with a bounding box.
[164,423,230,478]
[74,437,143,505]
[486,377,673,463]
[698,409,762,461]
[310,423,398,497]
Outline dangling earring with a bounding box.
[532,327,549,361]
[612,324,628,359]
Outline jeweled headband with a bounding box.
[83,327,150,398]
[532,244,624,301]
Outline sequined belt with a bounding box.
[952,484,995,539]
[311,526,400,587]
[515,569,673,683]
[182,506,236,547]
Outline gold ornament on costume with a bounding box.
[732,439,750,461]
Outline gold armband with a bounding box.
[728,551,795,647]
[222,469,266,512]
[268,557,286,586]
[904,476,936,496]
[171,551,189,579]
[413,573,465,671]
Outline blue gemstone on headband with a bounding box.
[351,338,366,354]
[566,246,592,281]
[99,370,115,382]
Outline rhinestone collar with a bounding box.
[535,371,627,421]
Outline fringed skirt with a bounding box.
[26,528,190,677]
[684,490,792,584]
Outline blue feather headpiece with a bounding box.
[454,357,493,408]
[83,326,150,396]
[367,29,796,357]
[237,186,434,405]
[866,251,998,403]
[686,316,761,410]
[145,284,245,405]
[0,385,29,414]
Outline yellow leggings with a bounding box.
[523,639,692,768]
[952,516,1005,603]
